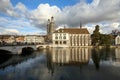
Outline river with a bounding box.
[0,47,120,80]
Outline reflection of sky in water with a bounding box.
[0,48,120,80]
[0,54,51,80]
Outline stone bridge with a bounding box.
[0,44,52,54]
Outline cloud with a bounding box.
[29,3,63,30]
[1,0,120,34]
[0,0,13,13]
[0,0,19,17]
[100,22,120,34]
[0,16,38,35]
[0,27,19,35]
[28,0,120,32]
[5,29,19,34]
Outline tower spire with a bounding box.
[80,21,82,29]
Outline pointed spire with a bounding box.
[64,25,66,29]
[80,21,82,29]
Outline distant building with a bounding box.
[52,28,91,47]
[24,35,44,44]
[0,35,15,44]
[115,35,120,45]
[15,36,24,43]
[35,36,45,44]
[47,16,55,42]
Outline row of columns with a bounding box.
[70,35,90,46]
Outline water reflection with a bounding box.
[115,48,120,61]
[0,52,36,69]
[46,47,120,73]
[114,48,120,66]
[46,48,91,75]
[52,48,90,65]
[91,48,101,70]
[1,47,120,80]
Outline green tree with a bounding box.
[100,34,113,46]
[91,25,101,46]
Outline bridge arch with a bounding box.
[0,49,12,54]
[0,46,36,54]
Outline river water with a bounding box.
[0,47,120,80]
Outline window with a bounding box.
[55,41,58,44]
[63,34,66,35]
[59,36,62,39]
[55,36,58,39]
[60,41,62,44]
[63,41,66,44]
[63,36,66,39]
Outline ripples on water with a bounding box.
[0,48,120,80]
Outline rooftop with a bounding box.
[54,28,90,34]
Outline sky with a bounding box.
[0,0,120,35]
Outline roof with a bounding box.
[0,35,12,39]
[54,28,89,34]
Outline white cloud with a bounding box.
[27,0,120,33]
[29,3,63,29]
[0,27,19,35]
[0,0,19,17]
[86,22,120,34]
[1,0,120,34]
[111,23,120,29]
[5,29,19,34]
[15,2,27,12]
[0,0,13,12]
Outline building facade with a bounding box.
[0,35,15,44]
[115,35,120,45]
[24,35,44,44]
[15,36,24,43]
[52,28,91,47]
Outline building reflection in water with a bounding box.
[114,48,120,66]
[115,48,120,61]
[52,48,90,65]
[46,47,120,76]
[46,48,91,75]
[46,48,54,76]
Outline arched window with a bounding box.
[60,41,62,44]
[63,41,66,44]
[55,41,58,44]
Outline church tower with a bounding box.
[47,16,55,42]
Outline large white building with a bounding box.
[52,28,91,47]
[24,35,44,44]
